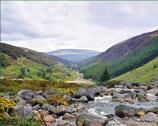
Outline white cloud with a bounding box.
[1,1,158,52]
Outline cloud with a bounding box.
[1,1,158,52]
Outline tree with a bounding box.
[100,67,110,81]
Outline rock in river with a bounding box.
[141,112,158,123]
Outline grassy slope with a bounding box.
[1,57,45,80]
[106,37,158,76]
[80,37,158,80]
[0,54,79,82]
[112,57,158,83]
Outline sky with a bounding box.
[1,1,158,52]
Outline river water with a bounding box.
[86,95,158,116]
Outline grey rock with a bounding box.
[41,104,55,112]
[17,89,35,101]
[78,96,88,102]
[115,105,137,117]
[17,89,32,96]
[14,104,33,119]
[145,93,157,102]
[77,112,107,126]
[32,105,40,110]
[75,88,86,98]
[15,96,26,105]
[75,86,106,101]
[106,117,125,126]
[63,95,72,102]
[36,91,48,99]
[142,112,158,122]
[32,95,45,101]
[54,105,76,116]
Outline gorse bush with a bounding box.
[47,94,69,106]
[0,97,16,119]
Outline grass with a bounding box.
[112,57,158,83]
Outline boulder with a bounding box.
[75,88,87,98]
[106,118,125,126]
[78,96,88,102]
[141,112,158,122]
[35,91,48,99]
[32,95,45,101]
[147,88,158,94]
[41,104,55,112]
[43,115,55,123]
[17,89,35,102]
[75,86,106,101]
[62,113,76,125]
[15,96,26,105]
[53,105,76,116]
[62,113,76,121]
[38,109,49,117]
[13,104,33,119]
[76,112,107,126]
[115,105,136,117]
[145,93,157,102]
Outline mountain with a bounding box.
[112,56,158,83]
[80,30,158,81]
[0,42,69,66]
[0,43,78,81]
[46,49,100,63]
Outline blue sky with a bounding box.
[1,1,158,52]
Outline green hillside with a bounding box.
[112,57,158,83]
[80,31,158,81]
[0,43,79,82]
[0,54,79,82]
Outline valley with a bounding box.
[0,30,158,126]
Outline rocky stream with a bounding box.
[1,80,158,126]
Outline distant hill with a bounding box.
[46,49,100,63]
[80,30,158,81]
[0,43,78,81]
